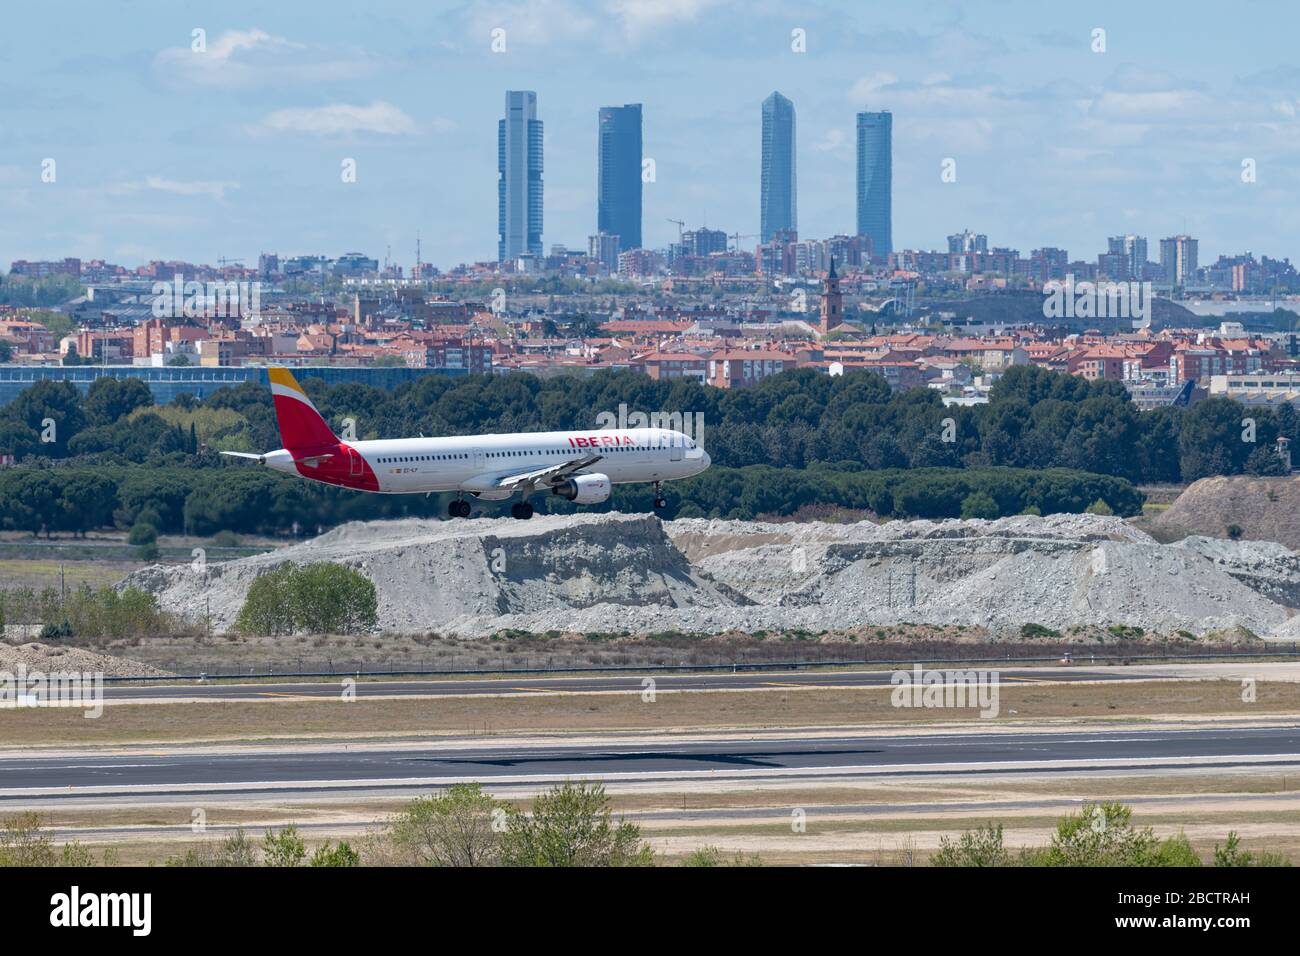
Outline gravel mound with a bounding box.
[1153,475,1300,547]
[124,512,1300,640]
[0,642,172,678]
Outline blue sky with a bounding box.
[3,0,1299,271]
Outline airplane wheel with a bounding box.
[449,500,470,518]
[511,501,534,520]
[653,496,667,510]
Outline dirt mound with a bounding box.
[124,511,1300,640]
[1152,476,1300,548]
[0,642,172,677]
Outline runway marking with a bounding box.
[1001,676,1065,685]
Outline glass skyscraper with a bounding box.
[498,90,544,261]
[856,109,892,257]
[760,91,797,243]
[597,104,643,253]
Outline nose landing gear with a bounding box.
[652,481,667,511]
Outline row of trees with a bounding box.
[0,365,1294,486]
[932,803,1289,867]
[161,782,651,868]
[0,584,184,640]
[0,273,82,308]
[0,462,1143,537]
[7,795,1283,868]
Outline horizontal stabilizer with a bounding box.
[220,450,265,463]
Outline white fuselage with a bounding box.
[267,426,710,496]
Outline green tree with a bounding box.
[932,823,1012,867]
[262,826,307,867]
[386,784,507,867]
[235,565,298,636]
[960,491,1001,520]
[128,521,157,546]
[287,562,378,634]
[1038,803,1159,867]
[500,781,653,867]
[84,376,153,428]
[309,841,361,867]
[4,379,85,457]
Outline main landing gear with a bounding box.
[511,501,535,520]
[448,497,471,518]
[652,481,666,511]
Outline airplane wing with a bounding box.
[221,450,334,468]
[491,453,604,491]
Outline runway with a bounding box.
[5,725,1299,801]
[98,665,1182,703]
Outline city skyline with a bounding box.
[3,0,1300,270]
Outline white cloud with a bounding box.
[849,72,899,104]
[257,101,418,136]
[813,128,849,153]
[142,177,239,200]
[1087,90,1204,118]
[607,0,717,41]
[464,1,598,48]
[153,28,373,89]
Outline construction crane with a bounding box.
[729,232,759,253]
[216,256,244,270]
[666,219,685,243]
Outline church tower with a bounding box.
[819,257,843,335]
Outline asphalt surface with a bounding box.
[100,666,1175,702]
[5,725,1299,800]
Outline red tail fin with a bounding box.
[267,368,337,450]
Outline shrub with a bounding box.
[1038,802,1158,866]
[385,784,506,867]
[236,562,378,636]
[262,826,306,867]
[960,491,1001,520]
[932,823,1012,867]
[1020,623,1061,639]
[310,841,360,867]
[1084,498,1114,516]
[500,781,653,867]
[127,521,157,546]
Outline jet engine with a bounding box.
[552,473,612,504]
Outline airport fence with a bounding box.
[106,642,1300,682]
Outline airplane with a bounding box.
[220,367,711,519]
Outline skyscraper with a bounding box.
[856,109,892,257]
[1108,234,1149,279]
[498,91,543,262]
[597,104,642,254]
[761,92,797,243]
[1160,235,1198,287]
